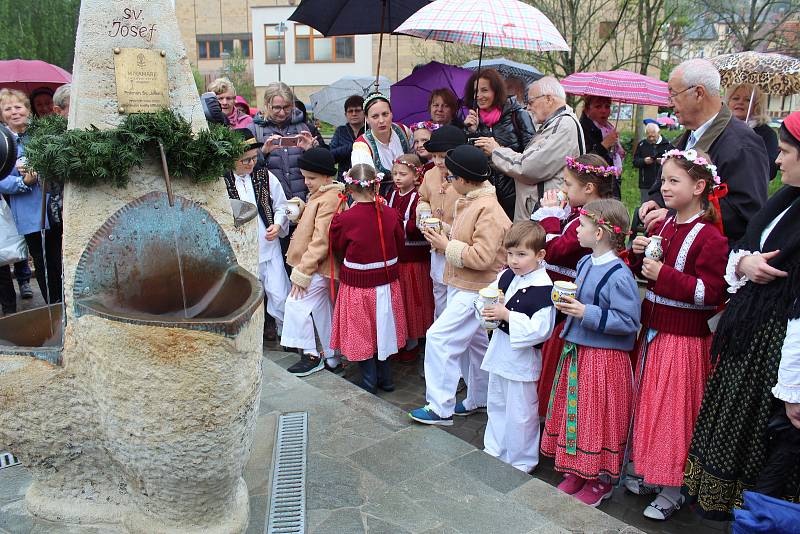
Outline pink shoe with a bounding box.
[573,479,613,507]
[557,473,586,495]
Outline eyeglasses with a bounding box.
[270,105,293,112]
[239,156,257,164]
[445,175,456,183]
[668,85,697,102]
[526,94,547,105]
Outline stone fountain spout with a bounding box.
[0,1,265,532]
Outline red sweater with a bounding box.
[630,215,729,336]
[388,187,431,263]
[330,201,405,288]
[540,208,591,282]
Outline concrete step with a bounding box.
[261,350,642,534]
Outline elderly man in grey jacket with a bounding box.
[475,77,585,221]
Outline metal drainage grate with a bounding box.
[266,412,308,534]
[0,451,20,470]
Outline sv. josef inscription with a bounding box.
[108,8,157,42]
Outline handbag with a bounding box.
[0,196,28,266]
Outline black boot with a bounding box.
[376,357,395,392]
[358,357,378,394]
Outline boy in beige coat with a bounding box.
[282,148,347,376]
[410,145,512,426]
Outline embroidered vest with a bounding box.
[364,124,411,177]
[496,269,553,346]
[224,168,275,227]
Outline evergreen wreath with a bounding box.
[24,111,245,187]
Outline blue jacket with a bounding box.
[329,124,364,179]
[0,132,50,235]
[560,253,641,351]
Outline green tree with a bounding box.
[222,50,255,104]
[0,0,81,71]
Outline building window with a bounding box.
[264,25,286,63]
[222,40,234,56]
[197,39,231,59]
[240,39,252,59]
[294,25,354,63]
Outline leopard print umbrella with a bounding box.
[710,51,800,95]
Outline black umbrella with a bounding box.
[0,124,17,180]
[289,0,431,87]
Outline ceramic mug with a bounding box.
[473,287,501,330]
[422,217,441,232]
[644,236,664,261]
[417,209,432,224]
[551,281,578,304]
[285,198,303,222]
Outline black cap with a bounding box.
[424,125,467,153]
[445,145,491,183]
[233,128,263,151]
[298,147,337,176]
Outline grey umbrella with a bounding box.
[462,57,543,85]
[310,75,391,126]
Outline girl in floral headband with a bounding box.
[625,148,729,520]
[531,153,616,419]
[387,154,435,361]
[542,198,641,506]
[329,163,408,393]
[411,121,440,174]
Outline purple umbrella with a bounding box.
[390,61,473,125]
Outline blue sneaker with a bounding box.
[454,401,486,417]
[408,406,453,426]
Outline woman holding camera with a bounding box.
[249,82,317,202]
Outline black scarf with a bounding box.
[712,185,800,361]
[224,168,275,227]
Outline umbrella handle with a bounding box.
[474,33,486,111]
[374,0,387,90]
[745,87,755,122]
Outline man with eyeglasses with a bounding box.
[223,129,291,341]
[329,95,365,179]
[475,76,585,221]
[638,58,769,243]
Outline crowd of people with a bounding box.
[1,54,798,527]
[219,57,799,525]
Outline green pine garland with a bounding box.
[24,110,245,187]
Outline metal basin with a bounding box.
[0,304,63,364]
[73,191,262,336]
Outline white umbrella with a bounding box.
[310,75,391,126]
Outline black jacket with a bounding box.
[466,97,535,219]
[753,122,779,181]
[632,137,674,189]
[646,105,770,243]
[249,109,311,201]
[580,113,613,165]
[329,124,364,179]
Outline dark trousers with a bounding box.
[358,356,393,392]
[0,264,16,313]
[24,225,63,304]
[13,259,30,284]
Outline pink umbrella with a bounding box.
[656,116,676,127]
[395,0,568,74]
[560,70,670,107]
[0,59,72,94]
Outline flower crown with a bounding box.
[578,208,628,235]
[392,157,424,178]
[661,149,720,184]
[363,91,390,112]
[565,156,621,178]
[410,121,441,133]
[342,169,384,188]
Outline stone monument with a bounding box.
[0,1,264,532]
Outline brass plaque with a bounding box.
[113,48,169,114]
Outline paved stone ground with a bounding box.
[3,350,643,534]
[268,347,730,534]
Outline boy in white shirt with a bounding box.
[479,220,556,473]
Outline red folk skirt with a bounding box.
[398,260,434,339]
[536,320,566,417]
[541,344,633,480]
[632,331,712,486]
[330,280,407,362]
